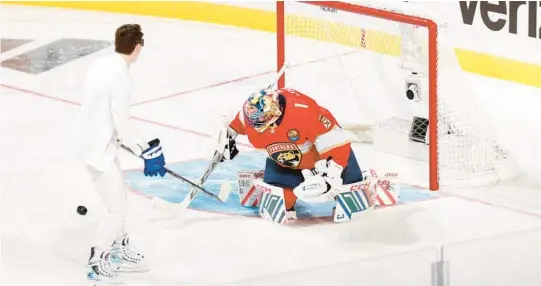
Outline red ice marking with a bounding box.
[131,70,275,106]
[0,83,253,147]
[131,50,361,107]
[0,84,80,106]
[131,115,211,138]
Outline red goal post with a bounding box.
[275,1,513,191]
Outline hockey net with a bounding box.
[277,1,515,190]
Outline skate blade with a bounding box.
[87,277,124,285]
[114,263,150,273]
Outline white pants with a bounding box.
[86,157,127,250]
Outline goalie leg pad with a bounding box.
[365,169,400,207]
[237,171,264,207]
[334,181,375,223]
[237,170,300,210]
[261,158,301,209]
[253,181,289,225]
[374,179,400,206]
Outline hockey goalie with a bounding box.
[216,87,399,224]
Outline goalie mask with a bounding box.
[243,89,283,133]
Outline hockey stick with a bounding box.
[154,62,290,211]
[218,62,290,192]
[120,144,230,204]
[267,61,290,90]
[150,150,227,212]
[174,150,225,209]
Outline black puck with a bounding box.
[77,205,88,215]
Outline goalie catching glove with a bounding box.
[293,158,344,203]
[215,124,239,162]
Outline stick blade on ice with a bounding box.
[218,182,232,202]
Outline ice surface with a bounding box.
[1,4,541,286]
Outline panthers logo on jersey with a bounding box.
[266,142,302,168]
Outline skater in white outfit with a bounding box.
[72,24,166,283]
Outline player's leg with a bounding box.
[103,159,148,272]
[86,159,127,282]
[262,158,304,218]
[87,158,147,282]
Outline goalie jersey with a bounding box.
[229,88,352,170]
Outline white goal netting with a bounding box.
[280,2,515,189]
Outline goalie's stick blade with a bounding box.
[165,169,226,203]
[218,182,232,203]
[174,151,223,210]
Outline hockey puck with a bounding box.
[77,205,88,216]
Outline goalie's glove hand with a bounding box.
[293,158,344,203]
[141,138,166,177]
[216,124,239,162]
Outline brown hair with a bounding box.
[115,24,144,55]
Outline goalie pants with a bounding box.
[263,148,363,208]
[86,157,127,250]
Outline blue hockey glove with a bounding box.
[141,138,166,177]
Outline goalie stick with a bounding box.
[217,62,291,193]
[149,62,291,212]
[120,144,230,207]
[171,150,226,210]
[268,61,289,90]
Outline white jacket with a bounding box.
[72,52,147,171]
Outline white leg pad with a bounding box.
[237,170,264,207]
[253,180,289,225]
[373,179,401,206]
[366,169,401,207]
[334,181,375,223]
[334,169,401,223]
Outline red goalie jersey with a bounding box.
[228,88,352,170]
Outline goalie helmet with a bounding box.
[242,88,283,133]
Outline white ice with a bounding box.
[1,5,541,286]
